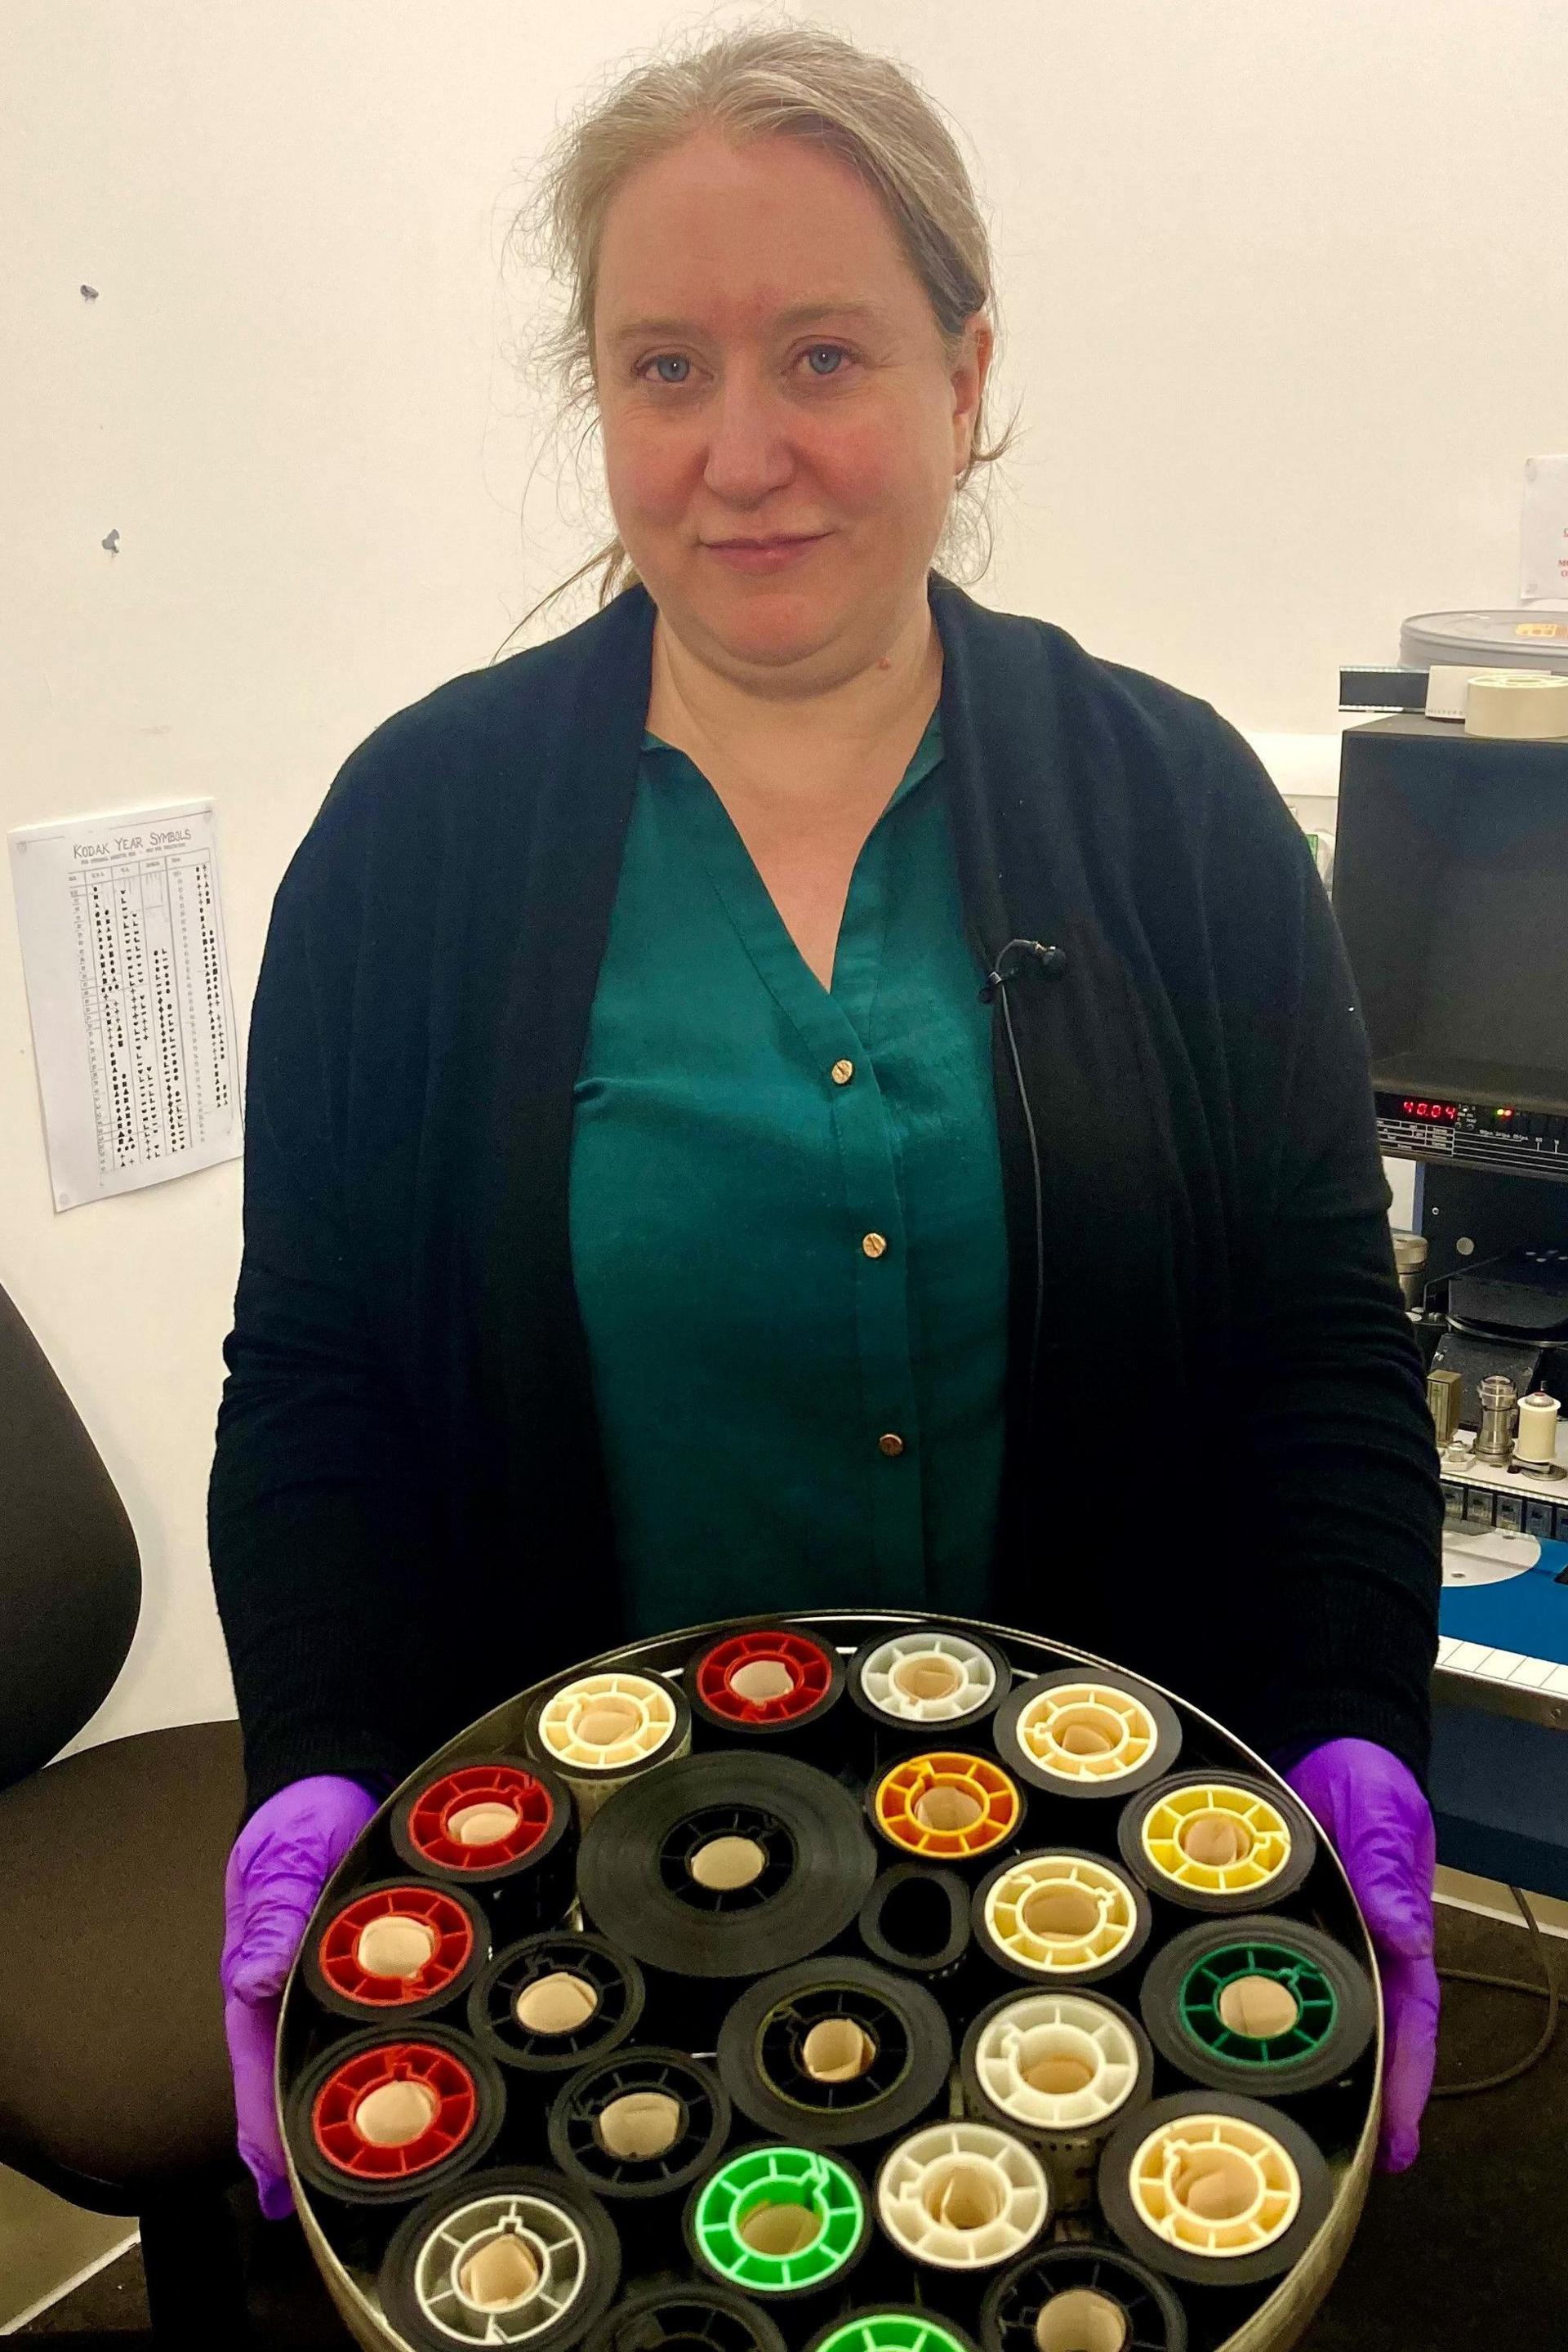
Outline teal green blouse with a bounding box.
[568,704,1010,1636]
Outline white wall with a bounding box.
[5,2,1562,1752]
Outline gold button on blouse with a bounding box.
[878,1432,905,1458]
[831,1058,855,1086]
[862,1232,889,1259]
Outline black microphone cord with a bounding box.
[979,941,1064,1483]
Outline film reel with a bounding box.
[1138,1916,1375,2098]
[717,1956,952,2149]
[303,1880,491,2028]
[870,1752,1024,1870]
[584,2279,788,2351]
[686,1626,848,1748]
[848,1628,1011,1745]
[389,1755,577,1932]
[547,2044,731,2207]
[525,1670,693,1824]
[809,2315,982,2352]
[466,1930,645,2078]
[960,1989,1154,2212]
[684,2143,871,2307]
[1117,1777,1317,1918]
[972,1851,1152,1989]
[992,1670,1181,1805]
[577,1752,878,1986]
[979,2243,1187,2352]
[286,2025,506,2217]
[875,2122,1051,2275]
[1096,2092,1334,2291]
[379,2163,621,2352]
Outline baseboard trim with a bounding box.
[0,2231,139,2336]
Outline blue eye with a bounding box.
[636,343,856,386]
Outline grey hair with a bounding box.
[497,13,1023,649]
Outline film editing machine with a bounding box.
[1332,676,1568,1899]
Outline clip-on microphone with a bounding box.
[979,938,1067,1003]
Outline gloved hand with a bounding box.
[1282,1737,1440,2173]
[221,1774,386,2219]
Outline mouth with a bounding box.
[706,532,826,550]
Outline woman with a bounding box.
[212,23,1441,2225]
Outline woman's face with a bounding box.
[592,128,991,688]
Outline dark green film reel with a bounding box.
[1139,1914,1375,2096]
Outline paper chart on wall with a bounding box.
[8,800,243,1210]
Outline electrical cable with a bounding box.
[996,982,1045,1474]
[1431,1885,1561,2099]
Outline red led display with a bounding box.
[1401,1099,1460,1122]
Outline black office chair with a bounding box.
[0,1276,252,2344]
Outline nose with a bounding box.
[698,361,799,503]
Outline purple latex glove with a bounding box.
[1283,1738,1440,2173]
[220,1774,385,2219]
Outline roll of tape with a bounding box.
[1463,670,1568,739]
[1516,1391,1562,1466]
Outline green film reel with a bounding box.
[688,2145,866,2296]
[1178,1939,1339,2071]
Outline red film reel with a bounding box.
[314,1884,478,2013]
[404,1764,556,1870]
[688,1628,847,1740]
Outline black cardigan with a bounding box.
[208,572,1441,1820]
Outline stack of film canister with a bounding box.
[276,1617,1381,2352]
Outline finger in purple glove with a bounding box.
[1282,1737,1441,2173]
[220,1775,385,2219]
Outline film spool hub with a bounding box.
[871,1751,1023,1868]
[586,2280,789,2352]
[1117,1775,1316,1915]
[979,2243,1187,2352]
[810,2315,982,2352]
[973,1850,1152,1987]
[390,1755,576,1929]
[993,1670,1181,1802]
[686,2143,871,2302]
[278,1613,1379,2352]
[305,1880,490,2025]
[467,1929,645,2076]
[1096,2091,1333,2291]
[287,2024,507,2212]
[526,1670,693,1819]
[1138,1916,1375,2097]
[688,1626,847,1740]
[875,2121,1051,2274]
[849,1628,1010,1740]
[548,2044,730,2203]
[379,2163,621,2352]
[718,1956,953,2149]
[960,1989,1154,2211]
